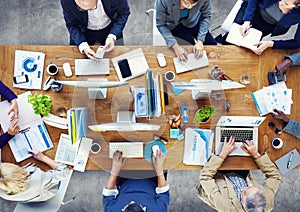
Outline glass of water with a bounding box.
[240,74,251,85]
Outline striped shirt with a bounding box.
[225,172,248,203]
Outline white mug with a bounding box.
[47,63,58,75]
[272,138,284,149]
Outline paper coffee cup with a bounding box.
[90,143,101,154]
[272,138,284,149]
[47,64,58,75]
[165,71,175,82]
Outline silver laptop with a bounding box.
[215,116,265,156]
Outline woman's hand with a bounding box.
[239,21,251,37]
[193,40,204,59]
[28,149,45,160]
[8,99,18,120]
[7,119,19,136]
[104,37,115,52]
[252,41,274,55]
[172,43,188,62]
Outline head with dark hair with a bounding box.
[242,186,267,212]
[123,202,146,212]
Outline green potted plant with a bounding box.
[28,94,53,116]
[193,106,216,124]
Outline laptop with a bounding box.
[215,116,265,156]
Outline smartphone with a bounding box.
[13,75,29,84]
[118,59,132,78]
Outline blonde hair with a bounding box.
[0,163,30,195]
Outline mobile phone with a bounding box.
[118,59,132,78]
[13,75,29,84]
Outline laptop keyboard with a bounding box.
[220,129,253,142]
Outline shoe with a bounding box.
[275,58,293,75]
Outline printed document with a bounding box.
[226,23,262,51]
[13,50,45,90]
[0,91,53,162]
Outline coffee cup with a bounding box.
[90,143,101,154]
[165,71,175,82]
[272,138,284,149]
[47,63,58,75]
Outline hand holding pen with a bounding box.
[239,21,252,37]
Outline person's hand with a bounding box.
[272,109,289,124]
[152,149,166,176]
[7,119,19,136]
[8,99,18,120]
[111,150,127,176]
[252,41,274,55]
[193,40,204,59]
[83,47,100,61]
[218,136,237,159]
[241,140,261,159]
[172,43,188,62]
[28,149,45,160]
[276,58,293,75]
[104,37,115,52]
[239,21,251,37]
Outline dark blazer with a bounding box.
[61,0,130,46]
[242,0,300,49]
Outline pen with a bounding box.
[287,151,294,169]
[244,24,252,34]
[19,127,30,134]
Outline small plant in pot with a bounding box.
[193,106,216,124]
[28,94,52,116]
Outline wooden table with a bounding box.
[1,45,299,171]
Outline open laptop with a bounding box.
[215,116,266,156]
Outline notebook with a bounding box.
[173,51,209,74]
[226,23,262,51]
[215,116,265,156]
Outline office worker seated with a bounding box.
[0,80,19,148]
[103,150,170,211]
[60,0,130,60]
[217,0,300,55]
[276,51,300,75]
[197,137,281,212]
[272,109,300,139]
[0,150,70,202]
[155,0,217,62]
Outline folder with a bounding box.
[67,107,88,144]
[275,149,300,175]
[183,128,214,166]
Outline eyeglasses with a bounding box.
[268,121,282,134]
[76,0,98,12]
[153,134,168,144]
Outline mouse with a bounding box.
[157,53,167,67]
[152,145,160,157]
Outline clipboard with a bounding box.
[275,149,300,175]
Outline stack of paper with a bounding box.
[183,128,214,166]
[252,82,293,116]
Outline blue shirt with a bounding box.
[225,172,248,203]
[102,179,170,212]
[180,9,189,20]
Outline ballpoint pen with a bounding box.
[244,24,252,34]
[19,127,30,134]
[287,151,294,169]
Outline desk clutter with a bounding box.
[2,45,298,173]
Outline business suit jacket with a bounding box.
[155,0,212,48]
[242,0,300,49]
[61,0,130,46]
[197,153,281,212]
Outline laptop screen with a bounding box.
[217,116,266,127]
